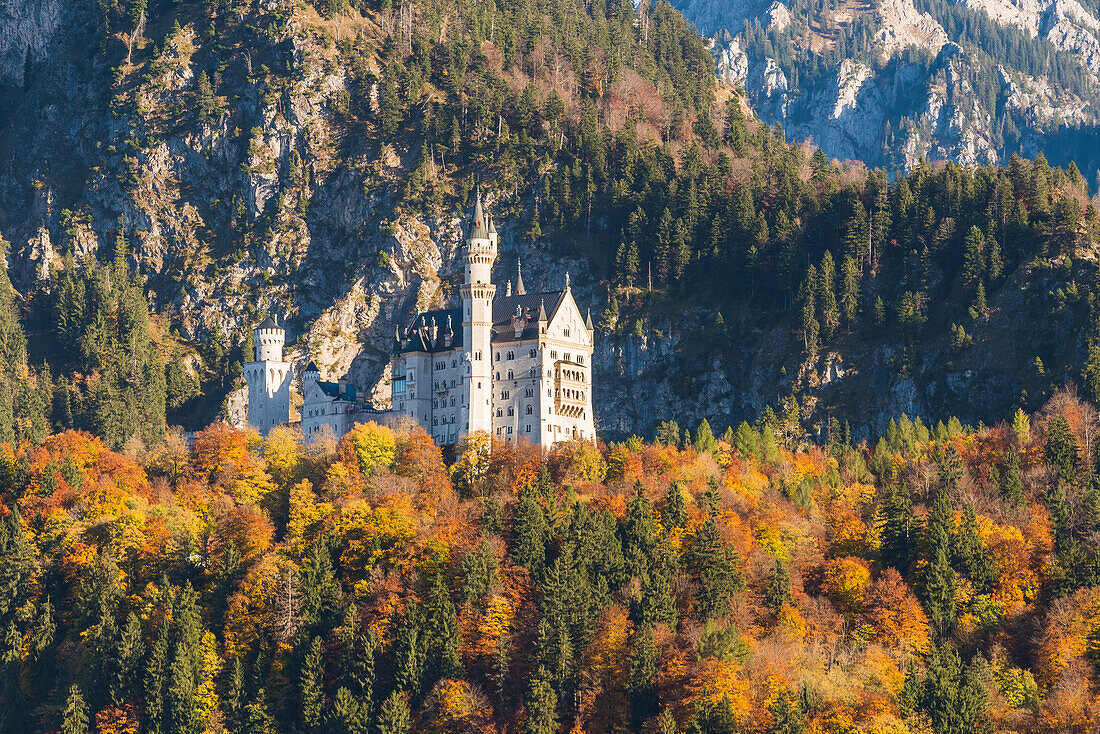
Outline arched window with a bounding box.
[526,405,533,415]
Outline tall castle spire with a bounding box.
[515,258,526,295]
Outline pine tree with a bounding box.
[688,511,744,620]
[660,481,687,529]
[763,558,793,613]
[623,480,658,580]
[512,486,548,573]
[880,481,914,576]
[60,684,89,734]
[330,687,367,734]
[694,419,717,455]
[524,667,559,734]
[1000,446,1025,508]
[923,485,957,634]
[195,71,216,123]
[423,573,462,684]
[628,625,658,730]
[919,645,991,734]
[300,637,324,733]
[377,691,411,734]
[768,686,804,734]
[955,504,997,594]
[818,251,839,339]
[1045,415,1079,484]
[144,618,170,734]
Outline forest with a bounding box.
[6,393,1100,732]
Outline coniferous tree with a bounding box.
[955,504,997,594]
[923,485,957,634]
[1045,415,1079,484]
[880,481,914,576]
[377,691,411,734]
[60,684,89,734]
[687,510,744,620]
[524,667,559,734]
[512,486,548,573]
[1000,447,1025,508]
[300,637,324,733]
[628,625,658,730]
[661,481,687,529]
[763,558,793,614]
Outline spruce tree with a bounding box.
[1000,447,1025,508]
[512,486,548,573]
[687,511,744,620]
[923,485,957,634]
[628,625,658,730]
[660,481,688,529]
[524,667,559,734]
[763,558,793,613]
[879,481,914,576]
[60,684,89,734]
[955,504,997,594]
[300,637,324,733]
[377,691,411,734]
[1045,415,1079,484]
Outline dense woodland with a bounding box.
[8,396,1100,732]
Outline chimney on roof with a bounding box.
[506,280,512,297]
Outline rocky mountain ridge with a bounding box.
[687,0,1100,173]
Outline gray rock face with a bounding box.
[683,0,1100,169]
[0,0,62,86]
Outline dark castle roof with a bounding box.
[395,307,463,353]
[394,290,572,353]
[257,315,281,331]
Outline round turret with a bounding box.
[254,315,285,362]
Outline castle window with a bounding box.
[507,351,514,360]
[526,405,533,415]
[508,407,514,416]
[529,368,536,377]
[578,355,584,365]
[450,397,455,406]
[496,409,503,417]
[496,352,501,361]
[433,418,438,426]
[529,348,537,357]
[451,379,456,387]
[564,328,571,337]
[526,425,531,432]
[551,351,558,359]
[507,427,513,434]
[525,388,533,397]
[452,359,457,367]
[433,400,438,408]
[507,370,514,379]
[501,390,510,399]
[564,353,571,362]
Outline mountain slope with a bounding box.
[675,0,1100,176]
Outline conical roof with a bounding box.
[304,361,320,373]
[257,315,281,331]
[468,189,489,241]
[515,258,526,295]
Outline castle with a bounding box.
[244,193,596,449]
[389,192,596,449]
[243,316,293,435]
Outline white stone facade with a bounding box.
[244,317,293,435]
[390,195,596,449]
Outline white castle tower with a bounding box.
[244,315,293,434]
[461,189,497,438]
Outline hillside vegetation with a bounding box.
[6,396,1100,732]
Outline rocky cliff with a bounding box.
[686,0,1100,173]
